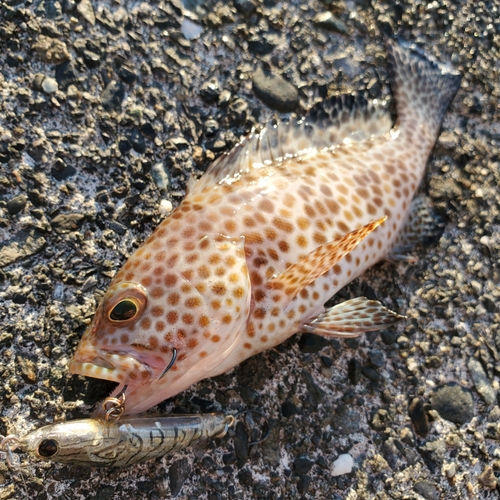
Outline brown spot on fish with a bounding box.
[167,311,178,324]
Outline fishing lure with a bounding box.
[1,412,234,467]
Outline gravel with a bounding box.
[1,0,499,498]
[252,66,299,112]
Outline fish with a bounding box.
[68,40,462,415]
[6,413,233,467]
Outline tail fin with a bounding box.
[386,39,461,142]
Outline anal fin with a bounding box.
[266,217,386,301]
[388,196,444,262]
[302,297,406,338]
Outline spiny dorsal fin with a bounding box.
[265,217,386,302]
[302,297,406,337]
[187,94,392,195]
[306,93,392,146]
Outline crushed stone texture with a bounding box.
[0,0,499,499]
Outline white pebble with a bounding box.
[42,77,58,94]
[331,454,354,477]
[181,18,203,40]
[151,162,169,190]
[443,461,456,478]
[159,199,173,215]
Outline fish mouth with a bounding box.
[68,351,154,385]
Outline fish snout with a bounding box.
[68,348,155,385]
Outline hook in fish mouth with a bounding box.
[158,348,177,380]
[96,349,178,420]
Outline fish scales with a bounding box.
[69,40,462,415]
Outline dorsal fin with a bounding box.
[187,94,392,195]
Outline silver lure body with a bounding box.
[15,413,230,467]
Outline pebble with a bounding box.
[17,356,37,383]
[181,18,203,40]
[33,36,70,64]
[238,468,254,487]
[127,128,146,154]
[169,458,191,496]
[408,397,429,437]
[478,465,497,489]
[118,66,137,84]
[348,358,361,384]
[83,50,100,68]
[298,333,329,353]
[0,230,46,267]
[331,409,361,435]
[468,357,496,405]
[234,0,256,15]
[380,330,398,345]
[331,454,354,477]
[293,456,314,475]
[6,194,28,215]
[443,462,456,478]
[41,76,58,94]
[50,213,85,233]
[361,366,381,382]
[199,81,221,102]
[419,438,446,464]
[101,80,125,111]
[234,421,249,467]
[282,400,299,417]
[297,475,312,494]
[368,350,385,368]
[431,383,475,425]
[55,61,78,90]
[77,0,96,25]
[252,67,299,112]
[35,0,62,18]
[488,406,500,422]
[159,199,173,215]
[371,409,391,431]
[118,137,132,155]
[107,221,127,236]
[312,12,349,35]
[413,480,440,500]
[150,162,170,191]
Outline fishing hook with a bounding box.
[159,348,177,380]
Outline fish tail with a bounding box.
[386,39,462,142]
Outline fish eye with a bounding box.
[38,438,58,458]
[109,299,139,323]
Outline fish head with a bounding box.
[69,233,252,414]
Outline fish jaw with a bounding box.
[93,319,250,416]
[68,337,167,386]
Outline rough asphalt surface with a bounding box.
[0,0,499,499]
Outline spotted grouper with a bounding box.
[69,40,461,415]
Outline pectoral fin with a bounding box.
[303,297,405,338]
[266,217,386,301]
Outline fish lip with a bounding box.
[68,351,155,385]
[68,359,121,383]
